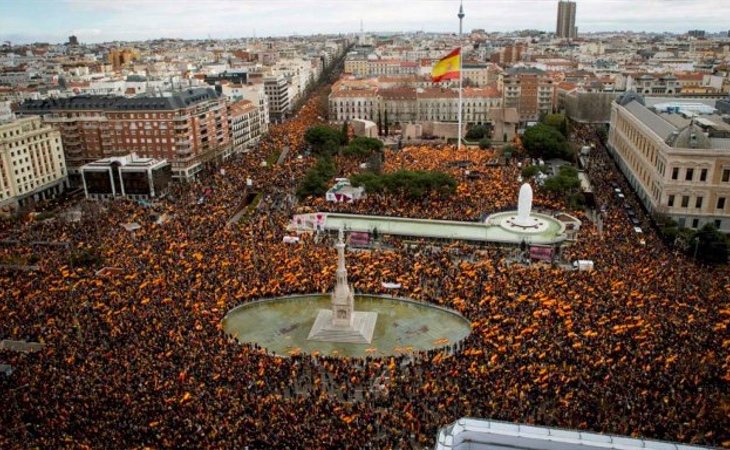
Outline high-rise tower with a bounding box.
[556,0,577,40]
[458,1,465,37]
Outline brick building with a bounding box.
[501,67,555,122]
[18,88,230,180]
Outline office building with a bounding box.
[18,88,231,180]
[688,30,706,38]
[0,115,68,213]
[264,75,291,122]
[80,154,171,200]
[608,93,730,233]
[556,0,577,40]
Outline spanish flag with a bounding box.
[431,48,461,82]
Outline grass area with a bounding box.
[266,150,281,167]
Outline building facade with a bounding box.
[556,0,577,39]
[607,94,730,233]
[18,88,231,180]
[80,154,171,200]
[228,99,266,154]
[0,115,68,213]
[501,67,555,122]
[329,86,502,126]
[264,75,291,122]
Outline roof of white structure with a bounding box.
[434,418,716,450]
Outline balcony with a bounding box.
[175,148,193,157]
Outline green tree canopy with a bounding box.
[542,113,568,137]
[351,170,456,199]
[688,224,728,265]
[304,125,343,156]
[343,136,384,157]
[296,156,337,199]
[478,137,491,150]
[522,123,573,160]
[465,124,489,141]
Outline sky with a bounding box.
[0,0,729,44]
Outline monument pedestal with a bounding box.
[307,309,378,344]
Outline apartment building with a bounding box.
[501,67,555,122]
[626,74,681,95]
[264,75,291,122]
[608,93,730,232]
[220,82,270,127]
[228,99,266,153]
[344,57,419,78]
[0,115,68,213]
[18,88,230,180]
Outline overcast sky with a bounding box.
[1,0,729,44]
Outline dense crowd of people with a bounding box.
[1,87,729,449]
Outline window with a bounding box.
[696,196,703,208]
[672,167,679,180]
[723,169,730,182]
[681,196,689,208]
[668,195,675,207]
[700,169,707,182]
[685,168,694,181]
[692,218,699,229]
[718,197,726,210]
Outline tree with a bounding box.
[478,138,491,150]
[521,165,541,179]
[343,136,384,157]
[465,124,489,141]
[543,165,581,207]
[351,170,456,199]
[542,113,568,137]
[688,224,728,265]
[340,121,349,145]
[296,156,337,199]
[304,125,342,156]
[522,123,573,160]
[384,110,389,136]
[377,110,383,136]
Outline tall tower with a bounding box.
[458,1,465,37]
[556,1,577,40]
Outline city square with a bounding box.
[1,1,729,449]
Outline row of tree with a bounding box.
[655,215,728,265]
[350,170,457,200]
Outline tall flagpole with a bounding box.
[457,46,463,151]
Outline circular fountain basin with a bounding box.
[222,294,471,358]
[487,211,566,238]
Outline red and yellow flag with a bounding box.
[431,48,461,82]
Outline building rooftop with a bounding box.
[622,97,730,150]
[18,87,219,112]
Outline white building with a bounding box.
[221,82,270,127]
[264,74,292,122]
[228,99,267,154]
[0,113,68,213]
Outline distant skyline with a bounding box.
[1,0,729,44]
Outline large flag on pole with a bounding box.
[431,48,461,82]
